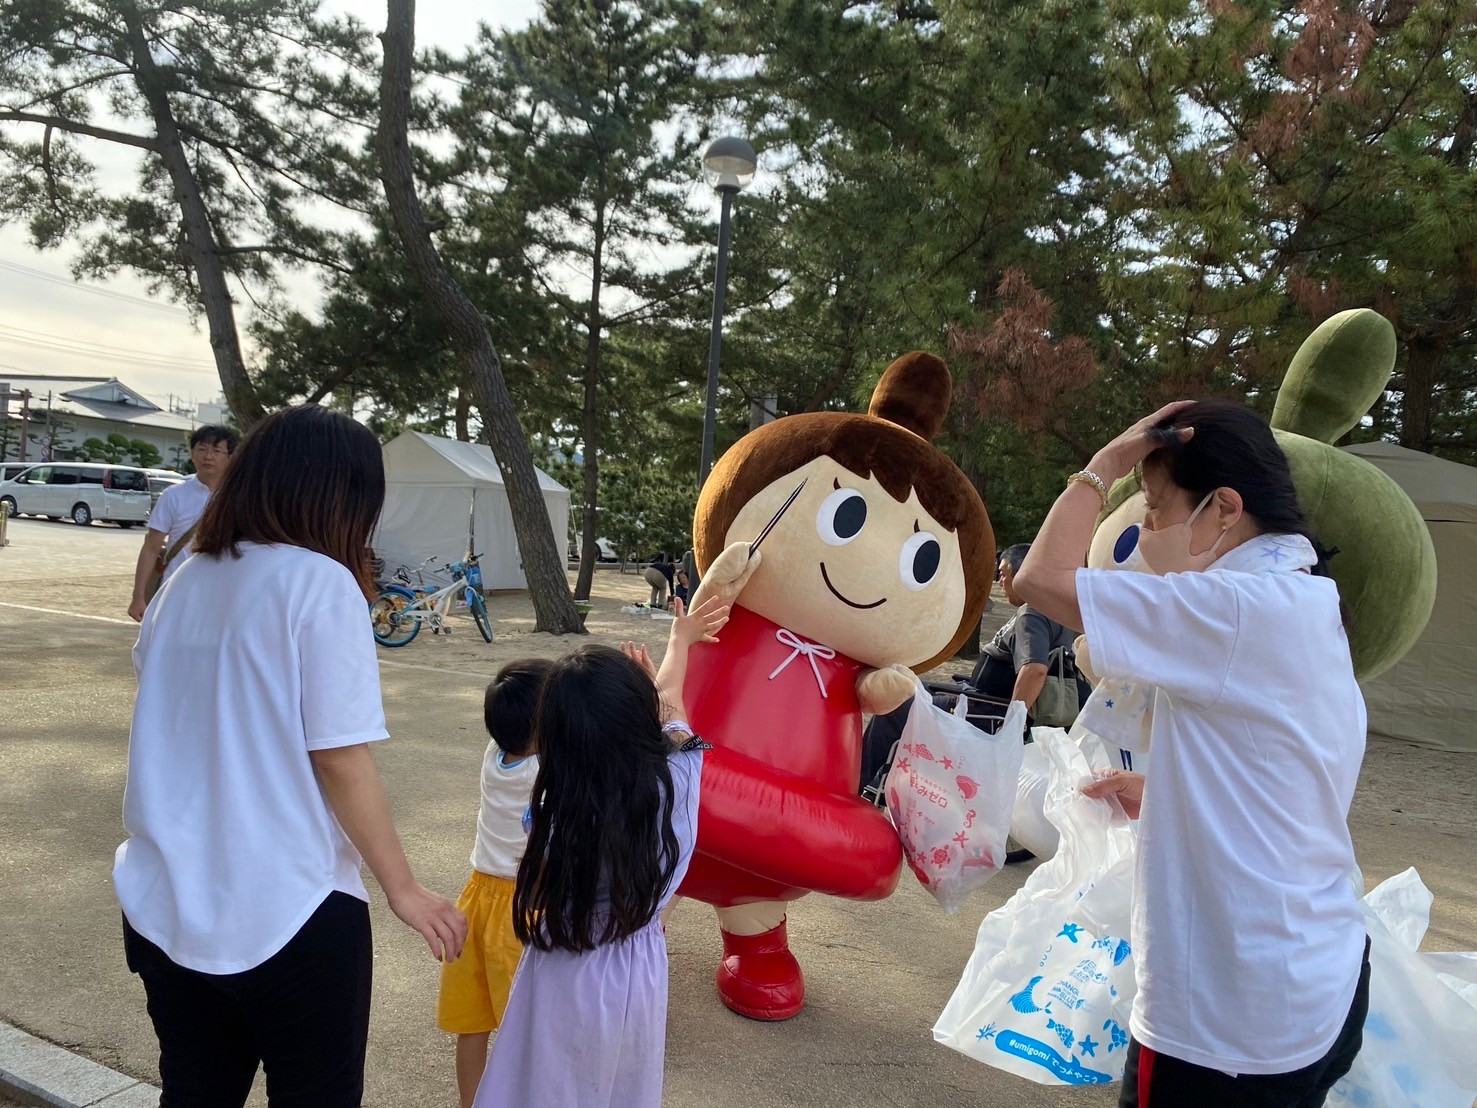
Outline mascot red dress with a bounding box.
[680,352,995,1020]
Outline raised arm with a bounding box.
[656,595,729,725]
[1016,402,1193,628]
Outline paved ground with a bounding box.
[2,517,1475,1107]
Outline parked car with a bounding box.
[0,462,37,484]
[144,470,186,508]
[568,536,620,563]
[0,462,153,527]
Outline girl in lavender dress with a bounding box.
[474,597,729,1108]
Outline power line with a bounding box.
[0,322,217,369]
[0,259,192,316]
[0,330,218,375]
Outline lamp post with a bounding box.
[699,135,757,488]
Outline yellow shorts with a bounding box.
[436,871,524,1035]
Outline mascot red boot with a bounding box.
[681,351,995,1020]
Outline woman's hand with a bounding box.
[1089,401,1196,484]
[388,881,468,963]
[1081,771,1145,820]
[671,594,730,647]
[620,641,658,681]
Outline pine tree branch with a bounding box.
[216,243,355,275]
[0,109,158,150]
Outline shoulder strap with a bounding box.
[163,522,200,566]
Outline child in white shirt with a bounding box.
[438,658,552,1108]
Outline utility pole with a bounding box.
[44,390,53,462]
[17,390,31,463]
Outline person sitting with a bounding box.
[969,543,1088,716]
[857,543,1086,802]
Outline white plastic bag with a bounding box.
[1009,741,1059,862]
[883,686,1024,913]
[934,723,1137,1086]
[1328,868,1477,1108]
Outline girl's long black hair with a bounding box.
[1146,399,1348,623]
[513,645,680,953]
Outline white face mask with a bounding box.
[1137,491,1227,575]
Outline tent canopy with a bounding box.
[374,432,570,592]
[1344,441,1477,752]
[1344,440,1477,524]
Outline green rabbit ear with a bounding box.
[1271,309,1396,444]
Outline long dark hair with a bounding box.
[1145,400,1346,616]
[194,405,385,597]
[513,645,680,953]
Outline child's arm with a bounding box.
[655,595,729,727]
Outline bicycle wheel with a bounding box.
[468,589,493,643]
[370,592,420,647]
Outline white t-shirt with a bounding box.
[1077,563,1365,1075]
[115,542,388,974]
[148,476,213,583]
[470,745,540,879]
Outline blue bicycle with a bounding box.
[370,553,492,646]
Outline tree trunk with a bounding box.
[120,4,266,433]
[379,0,582,634]
[1399,341,1439,453]
[574,200,607,601]
[454,385,471,442]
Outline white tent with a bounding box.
[1344,441,1477,752]
[374,432,570,591]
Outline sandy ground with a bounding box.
[2,516,1475,1107]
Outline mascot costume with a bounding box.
[1080,307,1436,690]
[680,351,995,1021]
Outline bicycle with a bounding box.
[370,552,493,647]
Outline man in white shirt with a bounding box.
[128,425,238,621]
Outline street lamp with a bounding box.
[699,135,757,488]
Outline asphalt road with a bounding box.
[2,517,1475,1107]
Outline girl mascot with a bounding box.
[680,351,995,1020]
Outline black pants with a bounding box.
[1119,938,1371,1108]
[124,891,373,1108]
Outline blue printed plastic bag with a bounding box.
[933,724,1138,1086]
[1326,868,1477,1108]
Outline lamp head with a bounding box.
[702,135,757,193]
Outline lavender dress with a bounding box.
[473,748,702,1108]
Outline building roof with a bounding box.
[0,372,197,434]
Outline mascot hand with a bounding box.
[856,663,916,715]
[695,541,762,605]
[1073,634,1098,686]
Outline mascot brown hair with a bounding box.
[679,351,994,1020]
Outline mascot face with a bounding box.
[693,352,995,673]
[1088,489,1151,575]
[724,457,969,669]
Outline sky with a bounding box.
[0,0,541,412]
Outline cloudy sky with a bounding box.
[0,0,540,411]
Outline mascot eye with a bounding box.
[817,487,868,545]
[900,530,942,590]
[1113,524,1141,564]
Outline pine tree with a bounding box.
[442,0,709,599]
[0,0,379,429]
[1105,0,1477,458]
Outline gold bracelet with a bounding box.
[1067,470,1109,509]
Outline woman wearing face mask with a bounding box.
[1014,399,1369,1108]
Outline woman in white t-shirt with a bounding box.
[1015,399,1370,1108]
[114,405,467,1107]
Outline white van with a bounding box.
[0,462,37,484]
[0,462,153,527]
